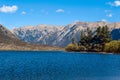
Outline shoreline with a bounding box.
[65,50,119,54]
[0,50,118,55]
[0,49,65,52]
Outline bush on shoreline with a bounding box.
[65,44,78,51]
[65,44,86,51]
[104,40,120,53]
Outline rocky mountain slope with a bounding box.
[0,24,63,50]
[12,21,120,47]
[111,28,120,40]
[0,24,19,44]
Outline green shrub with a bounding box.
[65,43,87,51]
[78,46,86,51]
[65,44,78,51]
[104,40,120,53]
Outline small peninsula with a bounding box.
[65,25,120,53]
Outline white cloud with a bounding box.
[0,5,18,13]
[21,11,26,14]
[114,0,120,6]
[107,13,113,17]
[101,19,107,22]
[108,0,120,7]
[107,2,114,6]
[104,10,111,13]
[56,9,64,13]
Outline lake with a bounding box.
[0,51,120,80]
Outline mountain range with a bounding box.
[12,21,120,47]
[0,24,62,50]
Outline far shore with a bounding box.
[0,49,65,51]
[0,50,118,55]
[65,50,119,54]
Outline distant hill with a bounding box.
[0,24,63,50]
[0,24,19,44]
[12,21,120,47]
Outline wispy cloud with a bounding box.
[107,0,120,7]
[101,19,107,22]
[104,10,111,13]
[41,9,48,15]
[56,9,64,13]
[107,13,113,17]
[21,11,26,14]
[0,5,18,13]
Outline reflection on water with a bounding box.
[0,51,120,80]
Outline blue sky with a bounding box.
[0,0,120,29]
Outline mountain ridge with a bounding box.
[12,21,120,47]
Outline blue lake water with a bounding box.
[0,51,120,80]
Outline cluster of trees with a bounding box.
[66,25,120,53]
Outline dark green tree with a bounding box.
[104,25,112,42]
[69,25,112,52]
[79,30,86,46]
[96,26,102,36]
[86,27,93,45]
[72,38,77,44]
[93,25,112,51]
